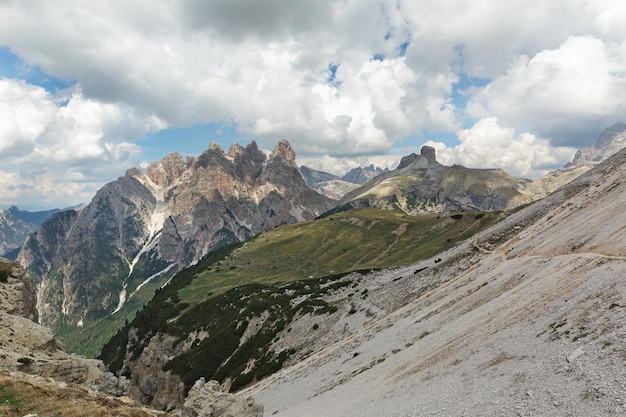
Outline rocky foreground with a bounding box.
[0,258,262,417]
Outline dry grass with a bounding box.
[0,373,166,417]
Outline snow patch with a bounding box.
[113,175,168,315]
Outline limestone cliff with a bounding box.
[18,140,335,355]
[0,258,37,322]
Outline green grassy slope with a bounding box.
[179,207,505,309]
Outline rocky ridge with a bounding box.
[568,122,626,167]
[17,139,335,353]
[339,146,536,213]
[341,164,389,185]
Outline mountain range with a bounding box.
[17,140,335,354]
[1,123,626,415]
[101,140,626,416]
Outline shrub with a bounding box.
[17,357,33,366]
[0,269,8,283]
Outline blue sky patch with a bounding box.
[0,46,74,93]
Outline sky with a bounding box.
[0,0,625,210]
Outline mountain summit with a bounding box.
[568,122,626,167]
[338,146,534,214]
[18,139,335,353]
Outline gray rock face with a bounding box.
[420,145,436,161]
[174,378,263,417]
[19,174,157,330]
[0,258,38,322]
[568,122,626,167]
[0,258,129,395]
[341,164,389,184]
[18,140,336,346]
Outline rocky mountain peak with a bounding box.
[227,142,246,158]
[420,145,436,161]
[397,149,441,170]
[567,122,626,167]
[269,139,297,168]
[208,141,224,152]
[19,138,336,353]
[145,152,186,187]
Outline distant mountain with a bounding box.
[335,127,626,216]
[336,146,537,214]
[299,165,359,200]
[18,139,336,355]
[8,205,62,226]
[0,206,61,259]
[341,164,389,184]
[299,166,340,187]
[299,165,386,200]
[524,122,626,198]
[567,122,626,167]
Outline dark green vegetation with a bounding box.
[100,207,507,393]
[101,258,364,393]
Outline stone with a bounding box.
[174,378,263,417]
[420,145,436,161]
[566,347,585,363]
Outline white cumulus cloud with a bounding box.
[0,79,164,208]
[426,118,577,178]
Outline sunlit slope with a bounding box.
[178,208,505,305]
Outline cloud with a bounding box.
[0,79,163,208]
[0,0,460,157]
[425,118,577,178]
[467,35,626,146]
[0,1,624,207]
[180,0,339,41]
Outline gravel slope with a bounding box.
[242,148,626,416]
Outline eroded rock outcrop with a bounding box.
[174,378,263,417]
[0,258,129,395]
[0,258,37,322]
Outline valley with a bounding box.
[1,124,625,416]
